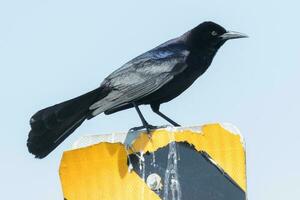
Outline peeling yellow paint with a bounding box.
[60,123,246,200]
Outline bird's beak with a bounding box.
[220,31,248,40]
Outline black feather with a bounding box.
[27,87,107,158]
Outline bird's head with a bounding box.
[187,21,248,51]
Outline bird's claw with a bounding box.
[129,124,159,135]
[129,126,143,132]
[125,124,159,149]
[145,124,158,137]
[125,124,174,150]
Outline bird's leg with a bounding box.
[151,104,181,127]
[132,102,157,134]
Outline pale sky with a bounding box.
[1,0,299,199]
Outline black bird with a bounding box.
[27,21,247,158]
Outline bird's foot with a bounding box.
[156,124,174,129]
[125,124,158,149]
[129,124,159,135]
[129,126,146,132]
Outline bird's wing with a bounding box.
[90,43,190,116]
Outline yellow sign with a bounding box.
[60,123,246,200]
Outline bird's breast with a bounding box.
[139,52,215,105]
[140,63,206,104]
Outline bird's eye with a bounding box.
[211,31,218,36]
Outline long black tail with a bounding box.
[27,87,107,158]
